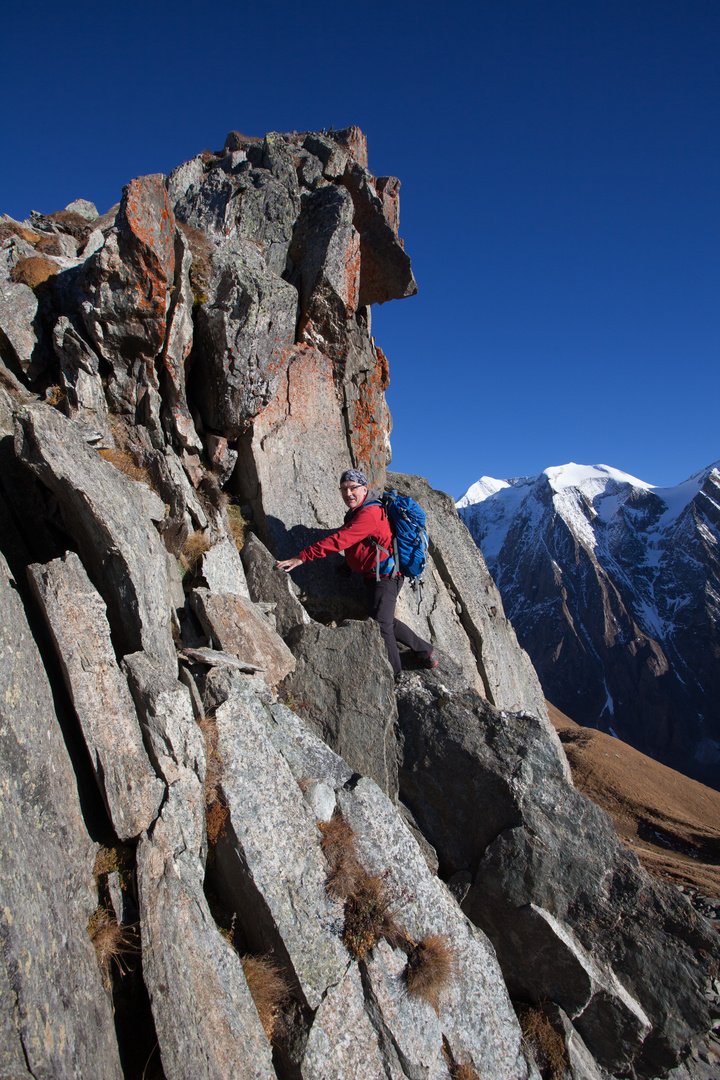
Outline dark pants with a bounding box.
[365,576,433,676]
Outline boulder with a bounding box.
[122,651,204,816]
[260,131,302,205]
[338,326,392,489]
[27,553,164,839]
[240,530,311,637]
[263,697,354,792]
[190,240,298,438]
[394,669,717,1076]
[205,433,237,484]
[64,198,98,221]
[0,552,123,1079]
[375,175,401,234]
[189,587,296,686]
[202,671,350,1010]
[301,964,401,1080]
[387,472,550,718]
[394,550,486,695]
[77,174,175,415]
[302,133,349,180]
[0,279,38,374]
[15,403,177,668]
[51,315,111,438]
[336,776,535,1080]
[235,342,367,614]
[289,184,361,348]
[129,655,275,1080]
[159,227,202,451]
[137,816,276,1080]
[282,618,398,797]
[165,153,206,209]
[342,161,417,306]
[197,535,250,598]
[175,161,299,276]
[295,148,327,191]
[326,125,369,168]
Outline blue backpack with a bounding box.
[367,490,429,608]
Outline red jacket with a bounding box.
[299,494,394,577]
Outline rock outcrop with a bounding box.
[0,128,715,1080]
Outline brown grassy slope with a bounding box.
[548,703,720,896]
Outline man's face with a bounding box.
[340,482,367,511]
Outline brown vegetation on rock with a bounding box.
[0,220,39,245]
[241,954,291,1041]
[93,843,134,886]
[226,504,247,551]
[45,384,67,408]
[441,1038,481,1080]
[515,1003,568,1080]
[343,874,401,960]
[87,906,138,989]
[97,445,154,487]
[182,530,212,571]
[319,811,410,959]
[197,714,229,845]
[10,255,58,288]
[404,934,456,1012]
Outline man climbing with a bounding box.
[276,469,436,677]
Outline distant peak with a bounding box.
[543,463,654,493]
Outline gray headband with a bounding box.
[340,469,368,487]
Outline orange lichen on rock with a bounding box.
[346,345,392,483]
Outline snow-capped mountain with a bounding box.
[457,462,720,786]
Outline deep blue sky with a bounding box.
[3,1,718,498]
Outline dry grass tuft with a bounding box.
[441,1037,480,1080]
[34,234,64,256]
[0,221,39,245]
[319,813,365,900]
[343,874,404,961]
[45,384,66,408]
[181,530,212,572]
[93,843,134,885]
[241,954,291,1041]
[9,255,58,288]
[87,906,138,989]
[404,934,456,1013]
[97,445,153,486]
[453,1066,480,1080]
[318,813,356,866]
[516,1004,568,1080]
[226,504,247,551]
[326,856,365,901]
[197,715,229,845]
[319,811,409,958]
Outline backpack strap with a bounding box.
[370,540,393,581]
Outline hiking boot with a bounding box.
[418,653,438,669]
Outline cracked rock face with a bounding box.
[394,668,717,1076]
[15,403,177,668]
[0,552,124,1080]
[282,618,398,797]
[28,552,164,839]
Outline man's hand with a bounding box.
[276,557,303,572]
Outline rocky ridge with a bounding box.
[0,129,716,1080]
